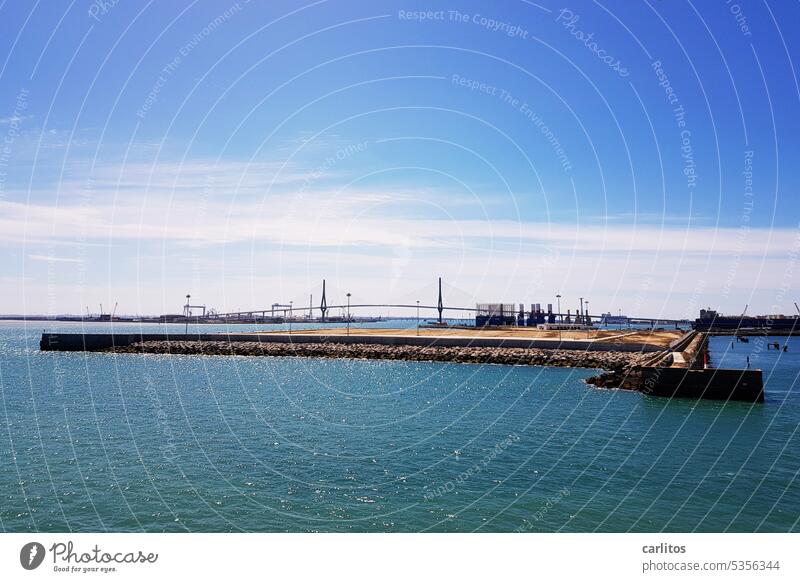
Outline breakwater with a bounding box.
[105,339,653,370]
[38,330,763,401]
[38,331,664,353]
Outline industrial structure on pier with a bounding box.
[475,302,593,328]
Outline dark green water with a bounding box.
[1,322,798,532]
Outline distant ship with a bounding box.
[693,308,800,332]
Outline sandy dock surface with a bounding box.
[260,326,684,349]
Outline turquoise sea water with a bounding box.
[0,322,798,532]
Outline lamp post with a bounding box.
[556,294,562,323]
[585,300,589,337]
[185,293,190,334]
[289,301,293,333]
[416,300,420,336]
[346,293,351,336]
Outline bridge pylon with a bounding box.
[320,279,327,321]
[437,277,444,324]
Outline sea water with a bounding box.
[0,322,798,532]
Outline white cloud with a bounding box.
[27,254,83,263]
[2,146,798,317]
[0,115,31,125]
[1,196,797,259]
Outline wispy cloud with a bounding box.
[3,141,798,317]
[27,254,83,263]
[2,196,796,258]
[0,115,32,125]
[589,212,706,224]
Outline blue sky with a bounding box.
[1,0,798,318]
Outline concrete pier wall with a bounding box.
[640,367,764,402]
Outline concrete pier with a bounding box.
[587,331,764,402]
[638,367,763,401]
[38,329,763,402]
[39,331,666,353]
